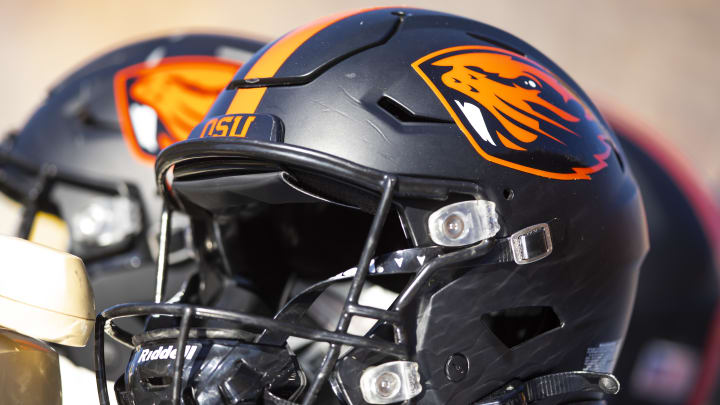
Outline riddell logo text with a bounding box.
[137,344,198,364]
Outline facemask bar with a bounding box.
[94,306,407,403]
[155,203,173,303]
[93,188,497,405]
[95,176,404,404]
[93,139,500,404]
[301,175,395,404]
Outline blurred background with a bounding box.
[2,0,719,192]
[1,1,719,404]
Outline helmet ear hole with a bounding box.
[481,306,562,349]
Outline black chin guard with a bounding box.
[113,328,305,405]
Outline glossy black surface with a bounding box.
[144,8,648,404]
[115,334,303,405]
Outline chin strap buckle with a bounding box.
[474,371,620,405]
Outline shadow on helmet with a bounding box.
[94,8,649,405]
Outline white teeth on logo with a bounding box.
[454,100,496,146]
[129,102,159,153]
[144,46,166,67]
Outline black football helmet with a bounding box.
[0,33,264,376]
[95,8,648,405]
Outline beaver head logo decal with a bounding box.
[412,45,613,180]
[114,56,241,164]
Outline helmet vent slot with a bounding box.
[481,306,561,348]
[377,96,452,124]
[612,146,625,172]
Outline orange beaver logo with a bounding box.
[114,56,241,164]
[412,45,613,180]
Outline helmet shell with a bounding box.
[160,8,649,404]
[12,33,263,220]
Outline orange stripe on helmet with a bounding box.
[226,7,394,115]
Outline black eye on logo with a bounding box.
[514,76,539,90]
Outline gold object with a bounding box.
[0,328,62,405]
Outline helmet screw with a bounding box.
[442,214,465,239]
[444,353,469,382]
[375,371,400,398]
[598,376,619,394]
[204,237,216,252]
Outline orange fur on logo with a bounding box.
[114,56,241,164]
[436,52,581,146]
[413,46,612,180]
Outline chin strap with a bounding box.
[474,371,619,405]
